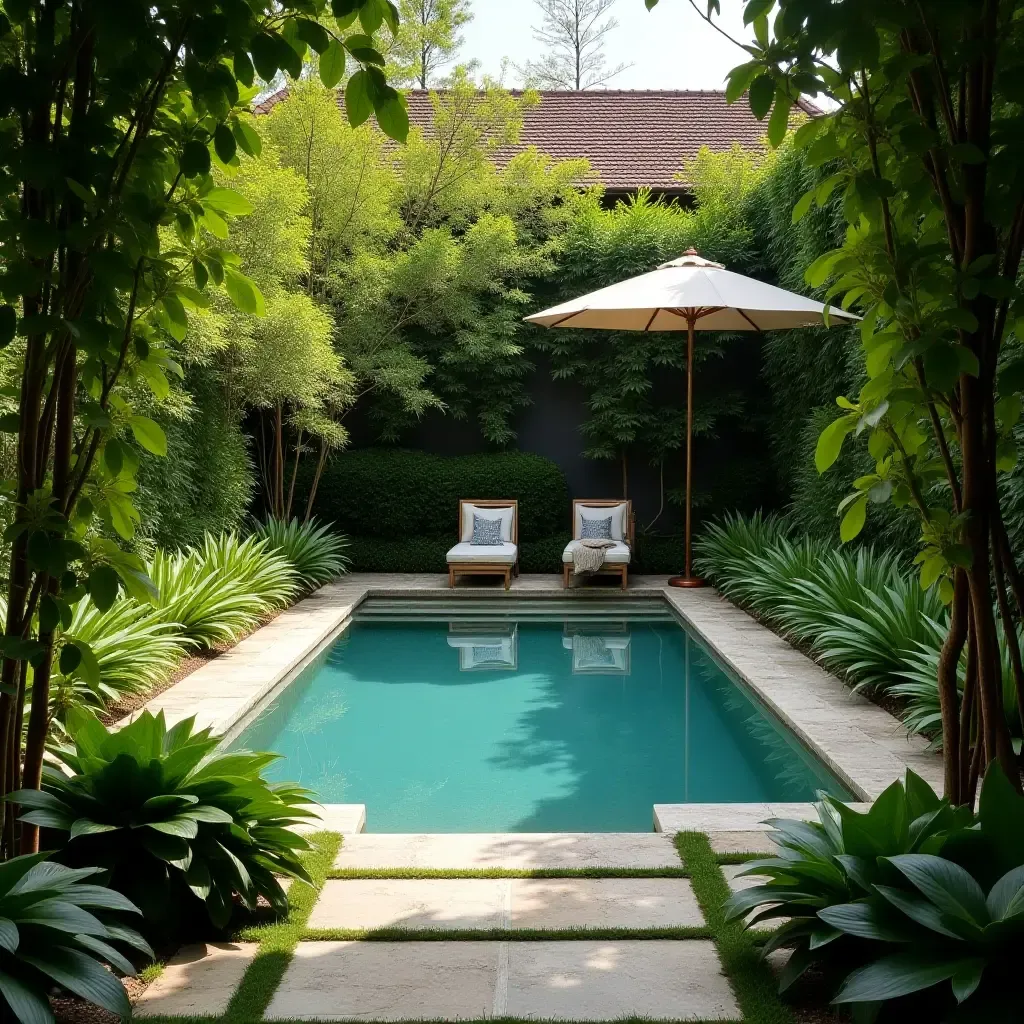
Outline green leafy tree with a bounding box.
[186,140,354,520]
[386,0,474,88]
[534,148,773,517]
[0,0,406,860]
[646,0,1024,800]
[265,76,592,445]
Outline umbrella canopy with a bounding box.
[525,250,859,587]
[525,250,859,332]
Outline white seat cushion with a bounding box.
[562,540,631,564]
[447,542,518,565]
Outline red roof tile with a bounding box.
[254,88,818,193]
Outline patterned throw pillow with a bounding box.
[471,514,504,545]
[580,515,613,540]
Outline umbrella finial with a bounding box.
[658,249,725,270]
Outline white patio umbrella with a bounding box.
[525,250,859,587]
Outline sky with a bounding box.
[458,0,754,91]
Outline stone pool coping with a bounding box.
[116,573,943,817]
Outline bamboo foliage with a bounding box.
[0,0,407,861]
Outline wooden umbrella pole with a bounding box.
[670,313,704,588]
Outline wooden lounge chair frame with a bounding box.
[448,499,519,590]
[563,499,635,591]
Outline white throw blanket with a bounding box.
[573,538,616,575]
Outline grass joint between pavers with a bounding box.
[326,866,691,879]
[224,830,341,1024]
[300,925,715,941]
[675,831,794,1024]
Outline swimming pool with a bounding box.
[231,600,848,831]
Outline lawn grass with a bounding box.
[326,866,690,879]
[300,925,714,941]
[675,831,794,1024]
[223,831,340,1024]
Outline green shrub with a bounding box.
[150,532,299,646]
[301,449,569,541]
[694,513,1023,750]
[17,709,316,946]
[0,851,153,1024]
[725,766,1024,1019]
[255,517,350,589]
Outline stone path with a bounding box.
[136,832,744,1022]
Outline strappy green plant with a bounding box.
[724,766,1024,1020]
[0,852,153,1024]
[255,517,350,590]
[150,532,298,646]
[14,710,316,945]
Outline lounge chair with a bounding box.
[562,499,634,590]
[447,499,519,590]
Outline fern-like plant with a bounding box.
[255,517,350,589]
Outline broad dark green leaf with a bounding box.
[320,39,346,88]
[748,74,775,121]
[180,139,211,178]
[835,951,972,1004]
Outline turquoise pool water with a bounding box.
[232,604,847,831]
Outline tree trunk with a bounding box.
[937,568,968,802]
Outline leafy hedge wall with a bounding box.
[302,449,570,541]
[344,533,685,574]
[304,449,686,574]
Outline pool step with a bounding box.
[333,831,681,870]
[354,595,674,621]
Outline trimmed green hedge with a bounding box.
[345,533,685,575]
[303,449,570,541]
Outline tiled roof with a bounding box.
[254,88,819,192]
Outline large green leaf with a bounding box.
[985,864,1024,921]
[72,934,137,977]
[978,763,1024,873]
[874,884,967,940]
[18,899,109,936]
[0,969,54,1024]
[319,39,346,88]
[817,899,916,942]
[886,854,989,927]
[834,951,973,1004]
[22,947,131,1016]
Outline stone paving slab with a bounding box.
[708,830,777,855]
[134,942,257,1018]
[264,941,499,1020]
[333,832,681,870]
[265,940,739,1021]
[662,587,944,799]
[505,940,739,1021]
[296,803,366,835]
[308,877,704,931]
[308,879,508,931]
[512,877,703,929]
[654,801,872,835]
